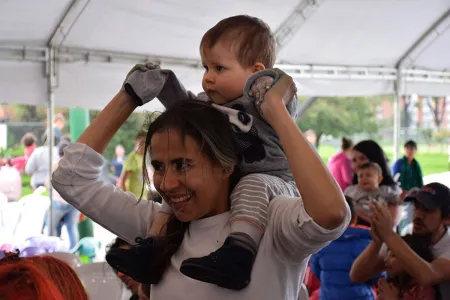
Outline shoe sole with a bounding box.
[106,252,153,285]
[180,262,249,290]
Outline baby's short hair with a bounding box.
[200,15,276,68]
[358,162,382,176]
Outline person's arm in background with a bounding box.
[392,159,402,182]
[24,149,37,175]
[352,234,386,286]
[416,161,424,187]
[371,201,450,286]
[350,225,386,283]
[119,170,131,191]
[385,232,450,285]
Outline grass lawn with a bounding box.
[20,175,33,198]
[318,145,448,176]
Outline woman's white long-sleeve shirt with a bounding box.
[52,143,350,300]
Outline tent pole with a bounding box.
[393,70,402,162]
[47,47,56,236]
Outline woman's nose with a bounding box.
[159,170,179,192]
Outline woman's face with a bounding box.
[384,250,403,277]
[150,129,231,222]
[351,149,370,171]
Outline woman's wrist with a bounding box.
[263,101,290,128]
[117,90,137,108]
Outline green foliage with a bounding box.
[88,110,159,161]
[433,129,450,144]
[0,144,24,158]
[297,97,378,146]
[8,104,48,122]
[420,128,434,144]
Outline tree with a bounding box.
[9,104,48,122]
[297,97,378,147]
[89,110,158,161]
[401,96,413,138]
[433,129,450,152]
[420,128,433,145]
[426,96,447,129]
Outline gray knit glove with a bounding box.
[122,63,168,106]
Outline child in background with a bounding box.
[21,133,37,161]
[310,196,382,300]
[345,162,400,226]
[118,131,148,200]
[377,234,437,300]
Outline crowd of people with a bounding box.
[0,14,449,300]
[304,137,449,299]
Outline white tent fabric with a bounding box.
[1,0,450,110]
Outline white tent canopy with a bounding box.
[1,0,449,111]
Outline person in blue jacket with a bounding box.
[310,197,384,300]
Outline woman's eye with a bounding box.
[175,162,189,172]
[152,164,165,172]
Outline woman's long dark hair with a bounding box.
[140,100,240,283]
[388,234,440,299]
[352,140,395,186]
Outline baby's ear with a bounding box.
[253,63,265,72]
[378,175,384,184]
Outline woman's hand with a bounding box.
[370,201,395,242]
[377,278,399,300]
[258,69,297,125]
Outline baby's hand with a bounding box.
[248,76,274,105]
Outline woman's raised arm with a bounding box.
[261,70,349,230]
[51,66,160,244]
[77,91,136,154]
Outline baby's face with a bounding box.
[200,40,255,105]
[357,168,380,190]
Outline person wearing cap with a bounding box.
[350,182,450,298]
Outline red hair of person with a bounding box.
[0,255,64,300]
[28,255,88,300]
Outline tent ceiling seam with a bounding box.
[47,0,91,48]
[395,6,450,69]
[274,0,326,51]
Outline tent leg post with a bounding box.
[393,70,402,162]
[47,47,57,236]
